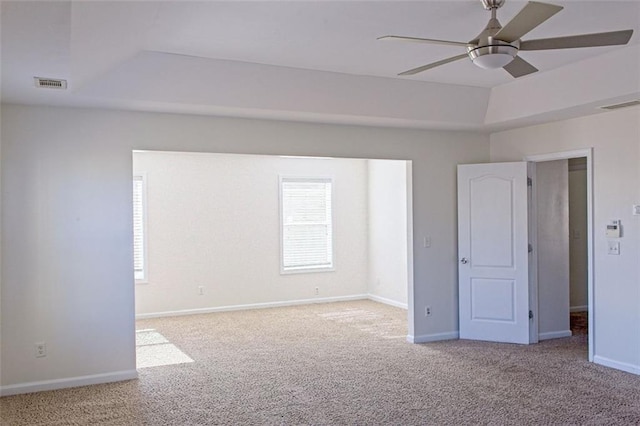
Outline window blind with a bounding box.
[281,178,333,271]
[133,175,146,280]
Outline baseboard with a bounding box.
[407,331,459,344]
[136,294,370,319]
[570,305,588,313]
[538,330,573,341]
[367,294,408,310]
[0,369,138,397]
[594,356,640,376]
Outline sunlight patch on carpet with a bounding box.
[136,329,194,369]
[318,308,405,339]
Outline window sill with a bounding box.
[280,267,335,275]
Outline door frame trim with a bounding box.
[527,162,539,344]
[524,148,594,362]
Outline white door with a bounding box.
[457,162,531,344]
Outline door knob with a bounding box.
[460,257,469,264]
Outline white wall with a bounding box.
[535,160,570,340]
[0,104,489,393]
[1,107,137,394]
[569,165,588,311]
[367,160,409,308]
[133,151,369,315]
[490,107,640,375]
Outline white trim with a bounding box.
[570,305,588,313]
[0,370,138,397]
[135,294,369,319]
[527,161,539,344]
[538,330,573,341]
[407,331,459,344]
[594,356,640,376]
[279,265,336,275]
[524,149,591,163]
[525,148,594,362]
[405,161,415,341]
[367,294,408,310]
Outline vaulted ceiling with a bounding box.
[2,1,639,131]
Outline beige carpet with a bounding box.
[2,300,639,425]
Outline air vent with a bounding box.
[34,77,67,90]
[600,100,640,110]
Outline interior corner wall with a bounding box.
[0,104,489,393]
[490,107,640,375]
[133,151,368,315]
[367,159,408,308]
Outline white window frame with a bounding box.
[133,173,148,284]
[279,176,335,274]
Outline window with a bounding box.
[280,177,333,273]
[133,174,147,282]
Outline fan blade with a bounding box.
[494,1,564,43]
[520,29,634,50]
[503,55,539,78]
[398,54,468,76]
[378,35,470,48]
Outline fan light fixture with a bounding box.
[468,43,518,69]
[472,53,515,69]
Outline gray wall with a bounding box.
[536,160,570,339]
[1,104,489,392]
[490,107,640,374]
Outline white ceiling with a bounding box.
[141,0,640,86]
[2,1,640,131]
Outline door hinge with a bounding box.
[529,310,534,320]
[527,177,532,187]
[528,243,533,253]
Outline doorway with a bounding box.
[131,152,414,356]
[457,149,594,360]
[132,151,411,315]
[568,158,589,337]
[526,149,594,361]
[532,158,588,340]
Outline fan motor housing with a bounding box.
[481,0,506,10]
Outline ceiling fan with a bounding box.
[379,0,634,78]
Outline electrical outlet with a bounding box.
[425,306,432,317]
[607,241,620,255]
[315,287,319,296]
[35,342,46,358]
[423,236,431,248]
[198,286,204,295]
